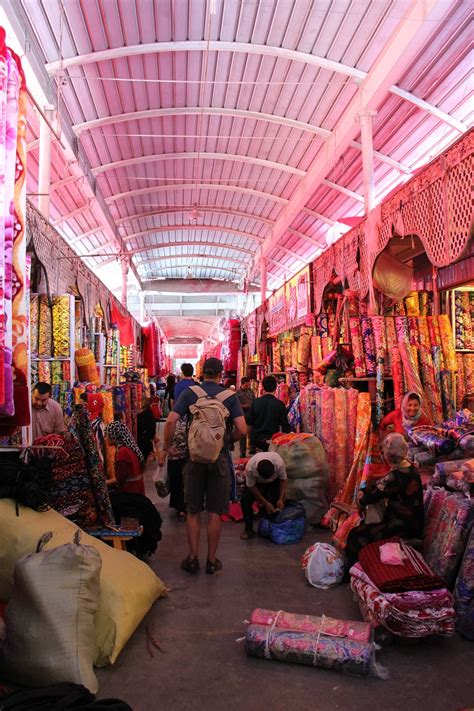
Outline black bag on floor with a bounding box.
[109,492,162,557]
[0,682,133,710]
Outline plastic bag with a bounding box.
[301,542,344,589]
[153,457,169,498]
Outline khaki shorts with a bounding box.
[183,451,231,515]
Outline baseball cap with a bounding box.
[203,357,223,376]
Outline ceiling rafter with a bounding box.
[138,264,244,278]
[127,239,255,258]
[91,151,306,177]
[134,252,250,269]
[321,179,365,203]
[47,41,467,133]
[73,107,411,174]
[122,224,265,245]
[115,207,274,228]
[105,183,289,206]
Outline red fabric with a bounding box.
[0,368,30,434]
[87,393,104,421]
[358,538,445,593]
[115,446,145,495]
[110,300,134,347]
[379,409,431,438]
[142,323,159,375]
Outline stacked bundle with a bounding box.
[432,458,474,496]
[350,539,455,638]
[51,295,71,357]
[244,608,384,677]
[454,527,474,640]
[454,291,474,350]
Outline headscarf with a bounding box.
[382,432,408,466]
[401,391,423,429]
[87,393,104,422]
[105,421,144,463]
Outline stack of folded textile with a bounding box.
[350,539,455,638]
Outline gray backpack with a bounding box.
[187,385,234,463]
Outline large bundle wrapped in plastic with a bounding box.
[301,542,344,589]
[286,476,328,525]
[269,433,328,480]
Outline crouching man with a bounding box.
[240,451,287,540]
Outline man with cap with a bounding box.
[164,357,246,575]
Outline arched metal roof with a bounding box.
[7,0,472,338]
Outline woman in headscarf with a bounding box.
[379,391,431,440]
[105,420,145,495]
[345,432,424,568]
[136,398,157,462]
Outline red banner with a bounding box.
[268,286,287,336]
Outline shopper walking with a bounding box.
[167,363,196,519]
[247,375,290,453]
[173,363,196,400]
[164,374,176,415]
[236,377,255,458]
[164,357,246,575]
[136,398,157,463]
[240,452,287,539]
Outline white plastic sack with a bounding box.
[153,457,169,497]
[301,542,344,589]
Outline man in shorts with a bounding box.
[164,357,246,575]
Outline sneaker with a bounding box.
[181,555,200,574]
[206,557,223,575]
[240,530,256,540]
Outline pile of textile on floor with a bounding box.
[244,608,386,677]
[407,409,474,466]
[432,458,474,497]
[350,539,455,637]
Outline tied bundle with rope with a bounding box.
[0,452,51,515]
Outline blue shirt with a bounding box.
[173,381,244,421]
[173,378,196,401]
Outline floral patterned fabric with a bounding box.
[454,527,474,639]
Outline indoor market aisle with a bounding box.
[96,469,472,711]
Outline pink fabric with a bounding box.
[379,542,405,566]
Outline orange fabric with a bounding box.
[379,409,430,438]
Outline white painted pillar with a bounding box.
[120,257,129,309]
[138,291,145,324]
[260,257,267,304]
[38,104,55,220]
[358,110,377,215]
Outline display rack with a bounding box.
[449,285,474,408]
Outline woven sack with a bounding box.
[0,531,100,692]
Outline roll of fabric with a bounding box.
[297,330,311,371]
[375,348,385,427]
[464,354,474,395]
[349,318,365,377]
[418,291,430,316]
[346,388,359,469]
[75,348,100,386]
[394,300,406,316]
[316,313,329,338]
[455,291,465,349]
[272,341,282,372]
[427,316,442,346]
[320,389,335,476]
[440,370,455,420]
[344,290,360,317]
[438,315,457,371]
[52,295,70,357]
[360,317,376,376]
[404,291,420,317]
[30,294,39,355]
[409,427,455,456]
[417,316,431,348]
[456,354,466,407]
[332,389,348,499]
[249,609,372,642]
[384,316,397,375]
[38,360,51,383]
[310,336,322,372]
[418,346,443,423]
[407,317,419,346]
[391,346,405,408]
[432,345,443,394]
[395,316,409,342]
[38,295,52,357]
[282,339,292,369]
[313,388,323,441]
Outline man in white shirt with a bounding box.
[240,451,287,540]
[31,382,65,441]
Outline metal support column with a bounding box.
[358,110,377,214]
[38,104,55,220]
[120,257,129,309]
[260,257,267,304]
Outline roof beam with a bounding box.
[288,228,326,249]
[322,179,365,203]
[140,264,244,279]
[123,224,264,246]
[92,152,305,178]
[68,226,107,246]
[73,106,330,138]
[302,207,338,227]
[115,207,274,228]
[134,253,250,269]
[47,41,467,134]
[51,202,92,226]
[251,0,457,277]
[106,183,288,206]
[350,141,411,174]
[50,174,80,192]
[128,239,254,258]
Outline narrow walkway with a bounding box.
[97,471,472,711]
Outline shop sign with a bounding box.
[268,286,287,335]
[286,266,311,327]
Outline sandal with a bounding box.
[206,557,223,575]
[240,530,256,540]
[180,555,200,574]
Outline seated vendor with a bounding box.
[240,452,287,540]
[345,432,424,569]
[31,382,65,441]
[379,391,430,440]
[105,421,145,495]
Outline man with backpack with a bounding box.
[163,357,246,575]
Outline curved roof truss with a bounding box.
[92,152,306,177]
[105,183,289,206]
[123,224,264,245]
[116,207,274,228]
[48,41,467,133]
[134,252,250,268]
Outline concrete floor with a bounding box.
[97,473,473,711]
